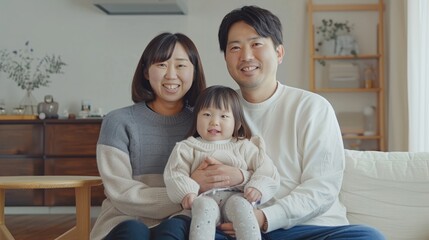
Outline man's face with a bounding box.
[224,21,284,102]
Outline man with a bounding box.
[192,5,385,240]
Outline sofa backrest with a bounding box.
[340,149,429,240]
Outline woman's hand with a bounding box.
[191,157,243,193]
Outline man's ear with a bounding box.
[276,44,285,64]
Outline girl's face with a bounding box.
[197,106,235,142]
[147,43,194,112]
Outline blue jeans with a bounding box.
[103,215,190,240]
[215,225,385,240]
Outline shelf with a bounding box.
[313,54,381,60]
[342,135,381,140]
[0,115,38,120]
[313,88,381,93]
[311,4,380,12]
[308,0,386,151]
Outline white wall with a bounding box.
[0,0,306,115]
[0,0,407,150]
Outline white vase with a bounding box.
[320,39,336,56]
[19,90,38,115]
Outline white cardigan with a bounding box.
[164,136,280,205]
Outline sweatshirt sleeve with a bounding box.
[243,136,280,204]
[97,144,181,219]
[164,142,200,203]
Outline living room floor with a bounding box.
[5,214,96,240]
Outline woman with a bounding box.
[90,32,206,240]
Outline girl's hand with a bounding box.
[244,187,262,203]
[181,193,196,209]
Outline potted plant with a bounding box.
[315,19,358,65]
[0,41,66,114]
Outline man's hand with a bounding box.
[191,157,243,193]
[217,222,235,237]
[181,193,197,209]
[217,209,266,237]
[254,209,266,230]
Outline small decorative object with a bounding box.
[37,95,59,119]
[327,62,360,88]
[81,100,91,112]
[0,41,66,115]
[61,109,70,119]
[335,34,359,56]
[0,99,6,115]
[364,64,376,88]
[78,99,91,118]
[363,106,376,136]
[315,19,358,65]
[12,107,24,115]
[348,139,362,150]
[20,90,38,115]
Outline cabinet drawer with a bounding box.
[45,123,100,156]
[0,158,44,206]
[0,124,43,155]
[44,157,105,206]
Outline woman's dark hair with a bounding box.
[187,85,252,140]
[218,5,283,54]
[131,32,206,107]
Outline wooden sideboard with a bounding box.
[0,119,105,206]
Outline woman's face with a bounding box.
[147,43,194,110]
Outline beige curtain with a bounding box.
[386,0,408,151]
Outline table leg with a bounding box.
[55,186,91,240]
[0,189,15,240]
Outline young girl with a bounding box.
[164,85,279,240]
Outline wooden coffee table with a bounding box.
[0,176,102,240]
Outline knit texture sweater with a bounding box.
[164,136,280,205]
[238,83,349,232]
[90,102,193,240]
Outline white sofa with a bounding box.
[341,150,429,240]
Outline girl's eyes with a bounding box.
[200,111,231,119]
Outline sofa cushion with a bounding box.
[340,150,429,240]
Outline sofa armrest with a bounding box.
[340,149,429,240]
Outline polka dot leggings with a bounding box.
[189,193,261,240]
